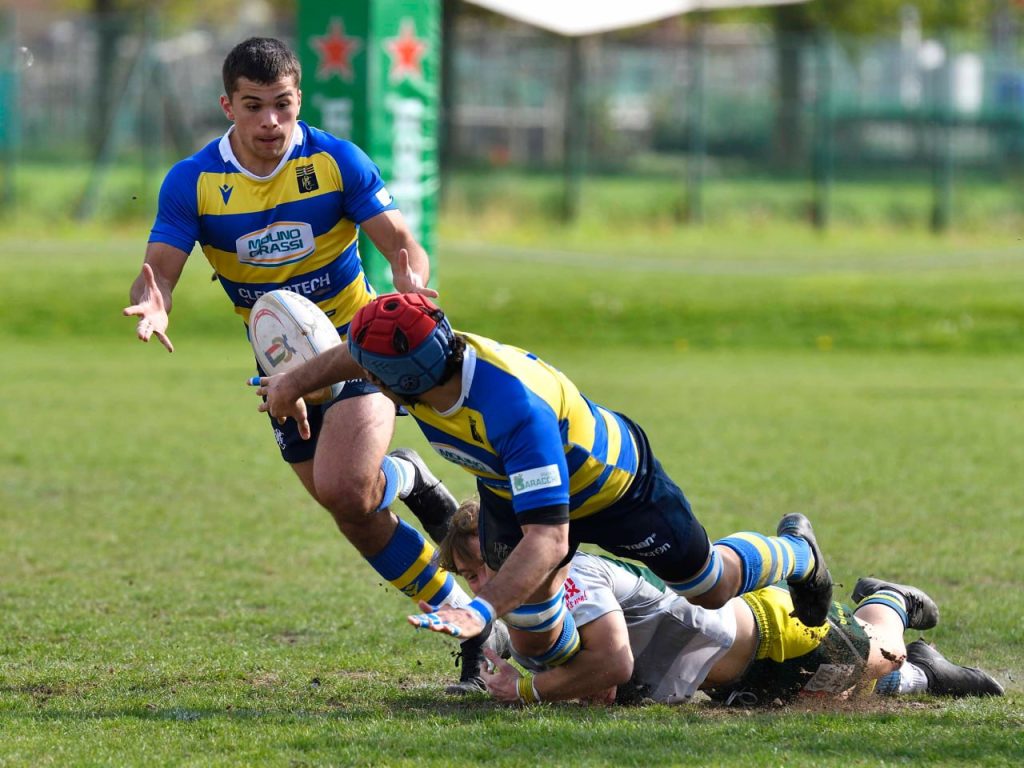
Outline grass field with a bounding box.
[2,221,1023,766]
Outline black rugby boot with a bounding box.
[445,620,512,695]
[851,577,939,630]
[906,640,1004,697]
[777,513,833,627]
[389,447,457,544]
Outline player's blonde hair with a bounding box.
[437,498,481,574]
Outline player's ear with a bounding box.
[220,93,235,121]
[296,88,302,114]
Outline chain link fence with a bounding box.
[3,7,1023,231]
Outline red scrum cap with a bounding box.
[348,293,456,395]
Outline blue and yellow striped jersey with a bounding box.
[149,121,396,334]
[406,333,640,519]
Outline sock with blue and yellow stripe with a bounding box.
[716,531,814,595]
[366,518,469,609]
[855,589,910,629]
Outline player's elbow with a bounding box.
[607,651,634,687]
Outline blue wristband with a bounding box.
[466,597,496,633]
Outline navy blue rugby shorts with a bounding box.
[478,414,712,583]
[261,376,381,464]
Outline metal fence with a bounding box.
[3,7,1023,231]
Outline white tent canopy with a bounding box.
[462,0,808,38]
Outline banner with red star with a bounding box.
[310,18,362,82]
[383,19,429,84]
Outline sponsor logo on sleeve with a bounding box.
[236,222,315,267]
[563,577,588,610]
[510,464,561,496]
[375,186,393,206]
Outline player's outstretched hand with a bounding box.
[480,647,522,703]
[390,249,439,298]
[407,600,484,639]
[249,374,310,439]
[123,263,174,352]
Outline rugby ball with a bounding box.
[250,290,343,404]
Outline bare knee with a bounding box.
[316,474,379,527]
[688,582,734,610]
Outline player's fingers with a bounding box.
[123,304,143,317]
[155,331,174,353]
[407,612,462,637]
[298,418,311,440]
[481,648,502,674]
[482,647,512,672]
[407,613,440,630]
[257,402,269,414]
[412,286,439,298]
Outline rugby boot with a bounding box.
[389,448,457,544]
[906,639,1004,697]
[777,513,833,627]
[851,577,939,631]
[445,619,512,695]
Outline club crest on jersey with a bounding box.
[236,221,315,267]
[264,334,298,367]
[296,163,319,193]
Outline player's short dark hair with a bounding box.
[438,333,467,387]
[222,37,301,96]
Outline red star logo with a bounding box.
[564,579,581,600]
[310,18,361,82]
[383,19,428,83]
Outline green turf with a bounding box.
[1,225,1021,766]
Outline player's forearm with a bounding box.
[475,524,568,617]
[534,654,622,702]
[284,345,360,399]
[532,615,633,703]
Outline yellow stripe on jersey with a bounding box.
[202,219,358,284]
[233,270,373,326]
[196,153,344,215]
[408,334,638,515]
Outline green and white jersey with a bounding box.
[519,552,737,703]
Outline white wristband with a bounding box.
[466,597,496,627]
